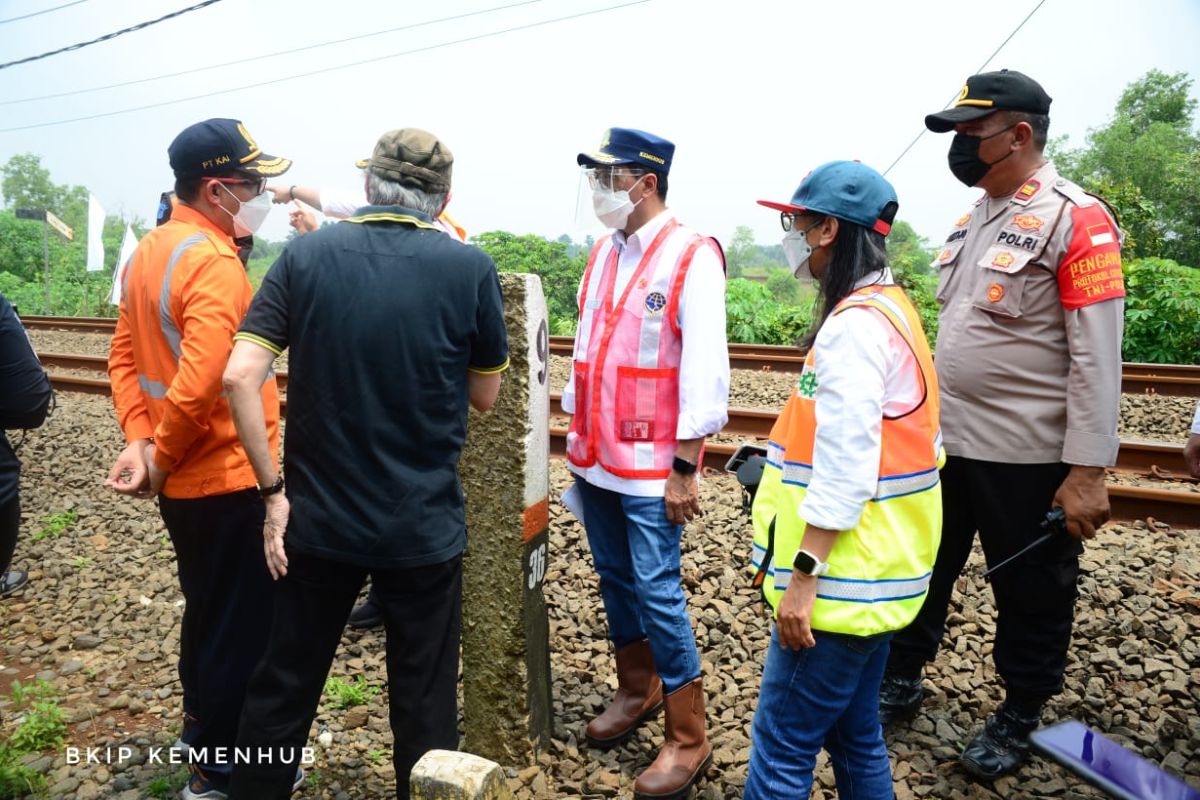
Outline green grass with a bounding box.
[0,682,66,798]
[31,510,76,542]
[145,766,188,798]
[0,744,47,799]
[8,702,65,753]
[323,675,379,710]
[367,748,387,766]
[8,681,55,708]
[71,556,91,570]
[7,681,67,752]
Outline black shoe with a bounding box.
[879,671,924,726]
[960,703,1041,780]
[347,598,383,629]
[0,570,28,598]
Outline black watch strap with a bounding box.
[672,456,697,476]
[258,475,285,497]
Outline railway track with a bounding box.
[25,316,1199,396]
[34,350,1200,527]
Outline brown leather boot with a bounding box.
[585,639,663,748]
[633,677,712,799]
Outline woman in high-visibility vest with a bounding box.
[743,161,944,800]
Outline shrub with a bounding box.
[725,278,812,346]
[1122,258,1200,364]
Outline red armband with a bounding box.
[1057,204,1125,310]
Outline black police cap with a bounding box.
[925,69,1052,133]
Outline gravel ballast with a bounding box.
[1,391,1197,798]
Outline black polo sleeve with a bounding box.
[236,251,291,356]
[469,261,509,374]
[0,293,52,430]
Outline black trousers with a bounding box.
[229,548,462,800]
[159,489,275,787]
[0,495,18,575]
[888,456,1082,707]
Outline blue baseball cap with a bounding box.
[758,160,898,236]
[168,118,291,180]
[577,127,674,174]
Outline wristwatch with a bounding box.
[672,456,697,476]
[258,475,285,498]
[792,549,829,577]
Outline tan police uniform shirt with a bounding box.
[932,161,1125,466]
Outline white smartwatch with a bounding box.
[792,549,830,577]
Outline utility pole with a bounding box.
[16,208,74,314]
[42,219,49,312]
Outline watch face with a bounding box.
[793,550,818,575]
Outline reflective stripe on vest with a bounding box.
[765,442,939,500]
[773,569,934,602]
[136,234,207,397]
[749,284,944,636]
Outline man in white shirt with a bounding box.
[563,127,728,799]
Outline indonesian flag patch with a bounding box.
[1058,205,1125,310]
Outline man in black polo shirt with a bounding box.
[222,128,508,800]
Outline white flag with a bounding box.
[109,225,139,305]
[86,193,106,272]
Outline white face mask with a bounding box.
[592,176,644,229]
[216,182,272,237]
[782,227,816,279]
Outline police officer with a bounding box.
[879,70,1126,780]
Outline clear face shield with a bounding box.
[573,165,646,232]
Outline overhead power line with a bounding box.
[0,0,90,25]
[882,0,1048,176]
[0,0,651,132]
[2,0,546,106]
[0,0,225,71]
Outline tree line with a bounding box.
[1,71,1196,363]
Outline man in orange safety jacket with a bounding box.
[105,117,294,800]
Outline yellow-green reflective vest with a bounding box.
[750,285,945,636]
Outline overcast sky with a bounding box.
[1,0,1198,249]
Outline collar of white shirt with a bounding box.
[611,209,674,257]
[852,266,895,290]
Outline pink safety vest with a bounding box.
[566,219,720,480]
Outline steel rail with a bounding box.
[35,351,1193,475]
[24,320,1200,392]
[41,366,1197,526]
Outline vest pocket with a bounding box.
[567,362,590,444]
[614,365,678,442]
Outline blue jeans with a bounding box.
[744,627,895,800]
[575,476,701,693]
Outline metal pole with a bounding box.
[42,219,50,313]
